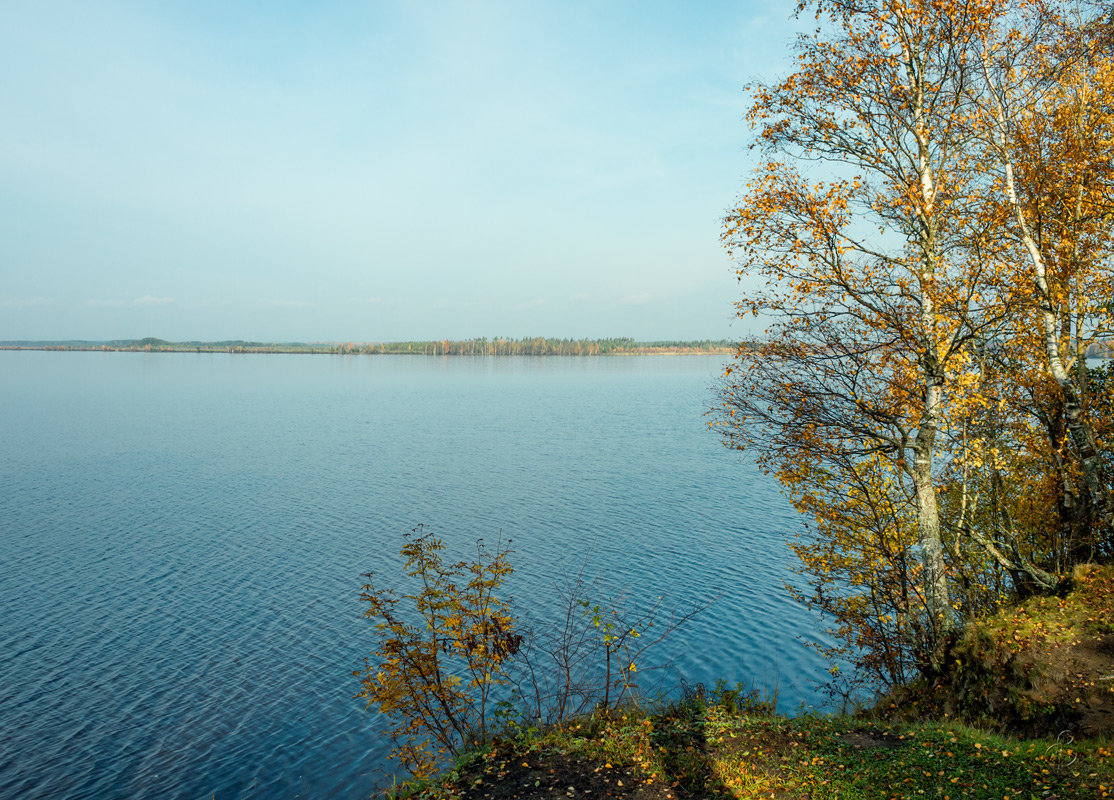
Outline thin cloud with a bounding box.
[258,299,311,309]
[619,293,652,306]
[0,296,54,308]
[428,298,489,310]
[133,295,173,306]
[86,298,126,308]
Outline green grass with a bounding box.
[703,711,1111,799]
[388,696,1113,800]
[380,568,1114,798]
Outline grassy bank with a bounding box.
[387,697,1112,800]
[382,567,1114,799]
[885,563,1114,739]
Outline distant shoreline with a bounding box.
[0,337,738,357]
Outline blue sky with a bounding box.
[0,1,801,342]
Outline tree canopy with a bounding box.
[715,0,1114,690]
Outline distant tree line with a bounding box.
[0,337,739,356]
[364,337,735,356]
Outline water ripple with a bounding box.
[0,353,830,799]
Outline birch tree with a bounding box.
[971,0,1114,557]
[717,0,1114,689]
[716,1,1010,670]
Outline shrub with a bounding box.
[354,527,522,778]
[356,529,703,777]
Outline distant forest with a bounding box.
[0,337,737,356]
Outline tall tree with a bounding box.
[718,0,1114,688]
[717,0,1016,667]
[972,0,1114,551]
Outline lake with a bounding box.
[0,352,829,799]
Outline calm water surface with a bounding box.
[0,352,828,799]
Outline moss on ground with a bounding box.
[884,563,1114,738]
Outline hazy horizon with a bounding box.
[1,1,802,342]
[0,333,738,344]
